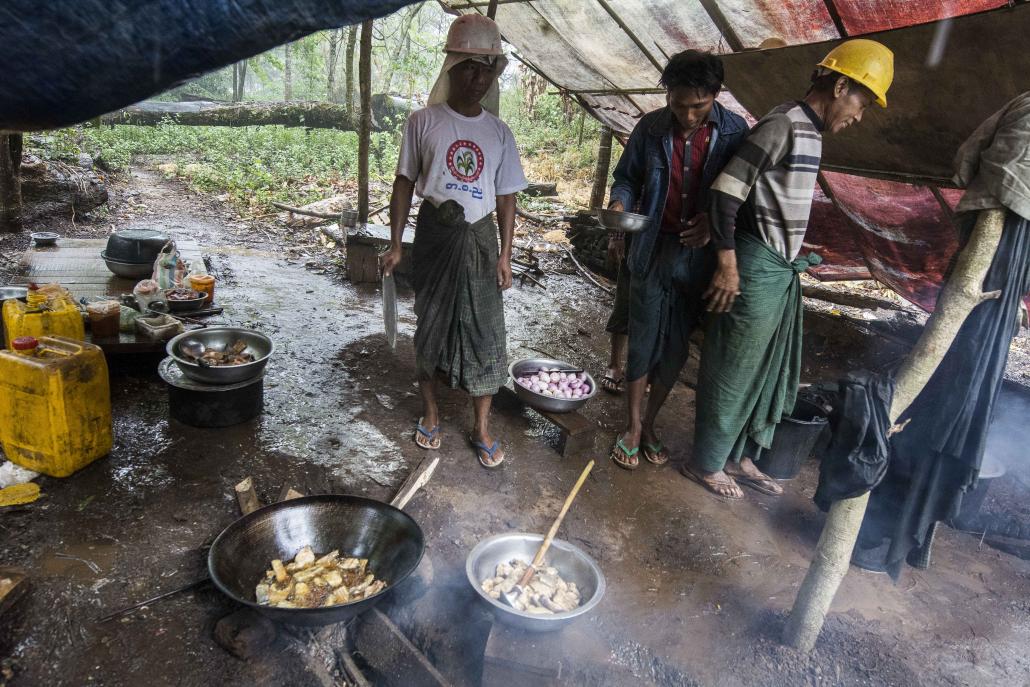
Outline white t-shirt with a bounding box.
[396,103,528,223]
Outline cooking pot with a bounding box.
[104,229,169,263]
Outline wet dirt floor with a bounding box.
[1,165,1029,686]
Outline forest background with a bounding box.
[29,2,611,217]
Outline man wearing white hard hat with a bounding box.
[381,14,527,469]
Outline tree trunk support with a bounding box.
[0,133,23,232]
[589,125,613,209]
[357,20,373,224]
[783,208,1006,652]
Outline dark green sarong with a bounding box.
[693,232,821,472]
[412,200,507,397]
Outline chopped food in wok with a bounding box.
[188,339,256,367]
[480,558,581,614]
[255,546,387,609]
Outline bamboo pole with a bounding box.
[783,208,1006,652]
[357,20,373,224]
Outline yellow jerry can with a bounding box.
[3,291,85,349]
[0,336,113,477]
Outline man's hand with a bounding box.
[704,250,741,313]
[607,236,626,266]
[497,254,513,290]
[608,200,625,213]
[380,246,402,277]
[679,213,711,248]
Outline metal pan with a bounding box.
[207,495,425,626]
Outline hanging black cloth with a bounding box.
[853,209,1030,580]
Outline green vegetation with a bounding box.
[26,2,613,215]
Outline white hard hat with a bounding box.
[444,14,503,56]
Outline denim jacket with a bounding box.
[609,101,749,275]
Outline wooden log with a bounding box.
[98,97,409,132]
[589,125,613,209]
[801,284,907,311]
[522,182,558,198]
[353,608,450,687]
[784,208,1006,653]
[390,456,440,510]
[235,476,261,515]
[357,21,373,224]
[0,134,23,232]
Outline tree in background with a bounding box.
[284,44,293,101]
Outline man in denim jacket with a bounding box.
[607,50,748,470]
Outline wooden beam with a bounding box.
[822,0,849,38]
[592,0,664,72]
[697,0,745,52]
[358,20,373,224]
[486,0,499,19]
[589,126,614,209]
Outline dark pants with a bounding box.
[625,235,712,388]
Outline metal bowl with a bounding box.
[100,251,153,278]
[163,288,207,312]
[596,208,653,234]
[466,532,605,632]
[166,327,274,385]
[105,229,169,263]
[30,232,59,246]
[209,495,425,627]
[508,357,598,414]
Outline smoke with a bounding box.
[985,387,1030,490]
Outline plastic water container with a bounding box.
[2,290,85,349]
[0,336,112,477]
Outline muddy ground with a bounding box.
[1,163,1029,686]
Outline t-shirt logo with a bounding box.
[446,140,485,183]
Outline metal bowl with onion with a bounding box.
[466,532,605,632]
[166,327,273,385]
[209,494,425,626]
[595,208,653,234]
[508,357,598,414]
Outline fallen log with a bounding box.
[801,284,907,312]
[98,96,410,132]
[19,154,107,223]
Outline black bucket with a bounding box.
[756,399,829,480]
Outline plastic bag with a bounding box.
[133,278,165,312]
[152,241,186,289]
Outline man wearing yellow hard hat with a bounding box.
[681,39,894,499]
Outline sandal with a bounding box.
[471,439,505,468]
[641,440,668,466]
[414,417,441,450]
[724,468,783,496]
[610,436,640,471]
[680,464,744,499]
[600,374,624,394]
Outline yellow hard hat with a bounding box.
[817,39,894,108]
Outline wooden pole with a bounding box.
[357,20,373,224]
[0,133,23,233]
[487,0,499,19]
[783,208,1006,652]
[589,125,613,209]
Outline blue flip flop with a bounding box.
[415,417,441,450]
[471,438,504,468]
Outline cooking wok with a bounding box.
[208,494,425,626]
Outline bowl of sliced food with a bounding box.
[467,532,605,632]
[163,287,207,312]
[209,494,425,626]
[166,327,273,384]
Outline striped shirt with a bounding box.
[710,101,823,260]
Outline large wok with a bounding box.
[208,494,424,626]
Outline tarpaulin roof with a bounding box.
[443,0,1029,311]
